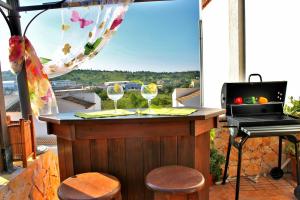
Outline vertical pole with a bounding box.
[0,63,13,172]
[199,19,204,107]
[7,0,32,120]
[228,0,246,82]
[239,0,246,81]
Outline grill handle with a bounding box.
[248,73,262,82]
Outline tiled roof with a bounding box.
[6,101,21,112]
[177,90,200,104]
[62,96,95,109]
[6,95,96,112]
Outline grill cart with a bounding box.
[221,74,300,200]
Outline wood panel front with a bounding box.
[108,138,127,199]
[126,138,144,200]
[75,121,190,139]
[90,139,108,172]
[54,117,217,200]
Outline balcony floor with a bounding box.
[210,175,297,200]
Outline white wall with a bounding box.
[172,88,200,107]
[72,92,101,110]
[57,99,86,113]
[246,0,300,99]
[202,0,230,108]
[183,98,201,107]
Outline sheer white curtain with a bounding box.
[9,0,133,116]
[44,0,133,78]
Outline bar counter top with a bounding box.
[39,107,225,124]
[39,107,225,200]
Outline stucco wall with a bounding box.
[202,0,230,108]
[214,128,287,177]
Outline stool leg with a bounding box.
[187,191,200,200]
[154,192,188,200]
[222,135,232,184]
[154,192,170,200]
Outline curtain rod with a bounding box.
[16,0,170,12]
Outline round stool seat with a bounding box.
[58,172,121,200]
[146,165,205,194]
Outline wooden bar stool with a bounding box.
[58,172,122,200]
[146,166,205,200]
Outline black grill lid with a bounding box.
[221,74,287,116]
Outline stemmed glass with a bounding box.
[107,84,124,112]
[141,83,158,112]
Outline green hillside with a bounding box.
[2,69,200,109]
[2,70,200,87]
[53,69,200,88]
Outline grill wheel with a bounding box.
[269,167,284,180]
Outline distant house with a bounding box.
[55,89,101,112]
[156,80,165,85]
[3,81,17,90]
[51,80,82,90]
[4,94,19,112]
[6,89,101,113]
[5,89,101,144]
[190,79,200,88]
[124,82,141,91]
[104,81,129,86]
[3,81,17,95]
[104,81,142,91]
[172,88,200,107]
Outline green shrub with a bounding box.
[210,129,226,182]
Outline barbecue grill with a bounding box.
[221,74,300,200]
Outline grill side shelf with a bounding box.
[241,125,300,137]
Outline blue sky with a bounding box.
[0,0,200,72]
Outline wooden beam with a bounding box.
[17,0,171,12]
[0,0,13,10]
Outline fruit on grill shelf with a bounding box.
[234,97,243,104]
[258,97,269,104]
[244,97,256,104]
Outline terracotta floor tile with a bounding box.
[210,175,297,200]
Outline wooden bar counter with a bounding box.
[39,108,224,200]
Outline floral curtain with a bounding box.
[8,0,133,116]
[9,36,58,116]
[44,0,132,78]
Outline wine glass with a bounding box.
[107,84,124,112]
[141,83,158,112]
